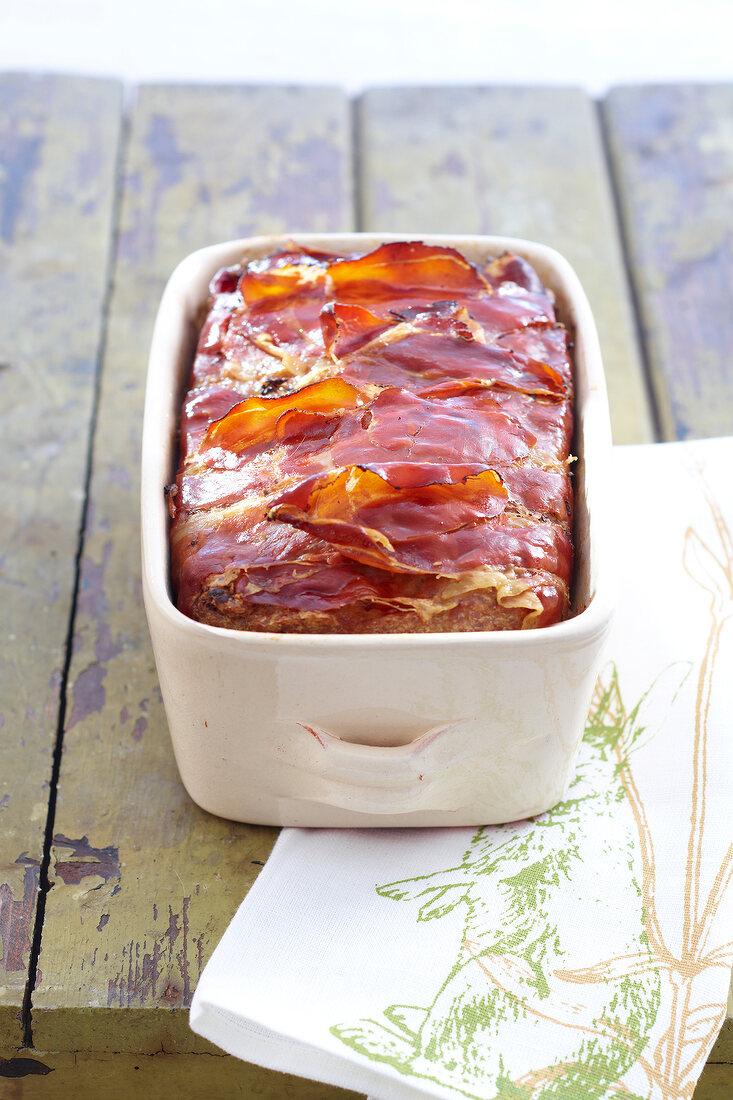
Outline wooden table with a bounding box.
[1,75,731,1098]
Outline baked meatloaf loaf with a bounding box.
[168,241,574,633]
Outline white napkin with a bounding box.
[191,438,733,1100]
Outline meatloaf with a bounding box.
[168,241,574,633]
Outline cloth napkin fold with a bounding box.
[190,438,733,1100]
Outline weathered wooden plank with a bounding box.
[603,84,733,441]
[0,1049,362,1099]
[31,84,355,1066]
[357,85,654,445]
[0,1046,725,1100]
[695,1063,733,1099]
[0,73,122,1048]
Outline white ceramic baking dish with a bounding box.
[141,233,613,827]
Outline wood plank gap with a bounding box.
[595,96,663,444]
[21,105,130,1052]
[352,95,365,231]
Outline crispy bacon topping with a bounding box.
[320,302,394,358]
[267,465,510,573]
[201,377,361,454]
[339,329,568,399]
[171,241,574,630]
[328,241,490,303]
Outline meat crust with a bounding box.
[169,242,574,633]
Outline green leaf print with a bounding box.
[331,665,688,1099]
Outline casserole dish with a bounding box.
[141,233,613,827]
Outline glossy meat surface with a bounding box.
[169,242,574,632]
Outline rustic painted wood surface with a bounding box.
[696,1061,733,1100]
[1,74,731,1097]
[29,82,354,1075]
[603,84,733,441]
[357,85,654,445]
[0,1049,362,1100]
[0,74,121,1049]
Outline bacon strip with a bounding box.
[327,241,490,303]
[267,465,509,572]
[201,377,361,454]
